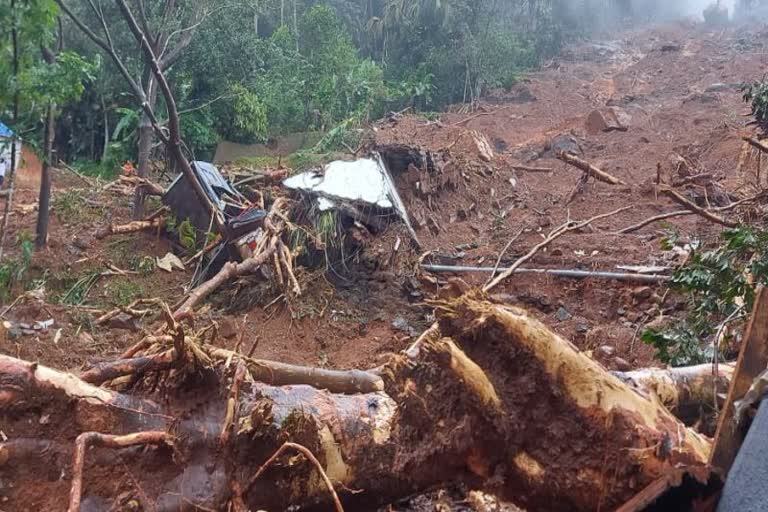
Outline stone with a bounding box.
[632,286,653,301]
[218,319,238,339]
[598,345,616,358]
[575,322,590,334]
[392,315,417,337]
[705,83,730,93]
[614,357,632,372]
[556,307,572,322]
[660,43,681,52]
[586,107,631,135]
[544,134,583,157]
[617,307,627,316]
[107,313,139,332]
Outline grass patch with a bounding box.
[52,189,102,225]
[106,279,146,306]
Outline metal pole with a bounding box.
[422,264,670,284]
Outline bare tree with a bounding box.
[130,0,212,218]
[56,0,226,233]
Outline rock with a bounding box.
[705,83,730,93]
[392,315,418,337]
[544,134,583,157]
[684,93,719,104]
[72,237,92,250]
[575,322,590,334]
[617,307,627,316]
[632,286,653,302]
[507,84,537,104]
[614,357,632,372]
[598,345,616,358]
[107,313,139,332]
[585,107,631,135]
[556,307,572,322]
[660,43,681,52]
[218,319,237,339]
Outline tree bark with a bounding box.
[133,77,158,219]
[0,297,714,512]
[35,103,55,249]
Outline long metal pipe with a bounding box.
[421,264,670,283]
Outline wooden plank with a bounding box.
[710,286,768,474]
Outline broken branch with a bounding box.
[483,206,633,292]
[556,151,626,185]
[661,188,738,228]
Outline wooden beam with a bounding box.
[710,287,768,474]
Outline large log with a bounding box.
[0,297,712,511]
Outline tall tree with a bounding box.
[56,0,225,233]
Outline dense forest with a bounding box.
[1,0,724,172]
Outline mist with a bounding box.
[681,0,737,18]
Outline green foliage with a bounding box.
[229,84,268,142]
[129,255,156,275]
[644,227,768,366]
[107,279,145,306]
[0,233,34,300]
[177,219,197,252]
[59,270,101,305]
[743,77,768,128]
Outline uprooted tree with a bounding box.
[1,294,727,511]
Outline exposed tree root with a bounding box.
[245,442,345,512]
[68,431,172,512]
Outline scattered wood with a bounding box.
[661,187,738,228]
[483,206,633,292]
[94,298,163,326]
[451,105,511,126]
[617,190,768,234]
[512,164,554,173]
[174,198,297,320]
[672,172,714,187]
[556,150,627,185]
[617,210,692,234]
[95,218,164,239]
[743,136,768,154]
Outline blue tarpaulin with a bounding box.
[0,122,13,138]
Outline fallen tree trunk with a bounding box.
[556,150,626,185]
[0,297,713,511]
[616,364,734,425]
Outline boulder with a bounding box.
[585,107,631,135]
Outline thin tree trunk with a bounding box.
[101,94,109,161]
[35,104,55,249]
[133,78,158,219]
[0,0,20,262]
